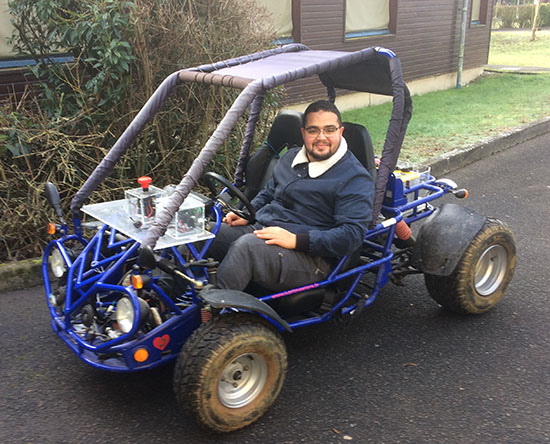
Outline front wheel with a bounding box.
[424,219,516,314]
[173,313,287,432]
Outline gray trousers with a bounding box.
[209,223,331,291]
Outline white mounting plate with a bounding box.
[81,199,214,250]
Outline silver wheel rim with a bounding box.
[218,353,268,409]
[474,245,508,296]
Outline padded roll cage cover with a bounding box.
[412,203,487,276]
[69,44,412,248]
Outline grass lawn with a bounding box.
[488,30,550,68]
[342,73,550,165]
[341,29,550,165]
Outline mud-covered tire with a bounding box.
[424,219,516,314]
[173,313,287,432]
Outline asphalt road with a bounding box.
[1,132,549,444]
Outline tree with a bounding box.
[531,0,541,40]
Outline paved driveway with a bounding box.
[1,132,549,443]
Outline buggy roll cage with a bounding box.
[70,44,412,249]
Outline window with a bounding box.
[345,0,391,39]
[256,0,293,44]
[0,0,15,59]
[471,0,481,23]
[471,0,488,25]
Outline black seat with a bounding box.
[244,110,304,200]
[342,122,376,180]
[244,113,376,202]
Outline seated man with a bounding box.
[209,100,374,291]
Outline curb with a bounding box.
[2,116,550,293]
[0,258,43,293]
[484,65,550,74]
[422,116,550,177]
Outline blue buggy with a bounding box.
[43,45,517,432]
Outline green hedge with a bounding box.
[540,3,550,26]
[493,4,550,29]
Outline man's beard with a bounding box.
[306,144,335,161]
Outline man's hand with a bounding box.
[254,226,296,249]
[223,211,248,226]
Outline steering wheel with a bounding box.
[201,172,256,222]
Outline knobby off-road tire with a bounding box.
[424,219,516,314]
[173,312,287,432]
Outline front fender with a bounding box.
[201,288,292,332]
[412,203,486,276]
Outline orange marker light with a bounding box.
[453,189,469,199]
[131,274,144,290]
[47,223,57,235]
[133,347,149,363]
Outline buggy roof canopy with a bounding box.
[179,45,399,97]
[70,44,412,248]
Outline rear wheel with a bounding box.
[425,219,516,314]
[173,313,287,432]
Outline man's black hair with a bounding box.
[302,100,342,127]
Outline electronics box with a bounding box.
[384,167,431,207]
[157,191,208,241]
[124,185,163,228]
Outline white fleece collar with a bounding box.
[291,137,348,178]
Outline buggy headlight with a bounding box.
[116,297,150,334]
[49,248,67,278]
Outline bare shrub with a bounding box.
[1,0,280,262]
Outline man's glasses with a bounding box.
[304,125,341,137]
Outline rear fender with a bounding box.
[200,288,292,332]
[412,203,486,276]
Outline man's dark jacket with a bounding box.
[252,144,374,258]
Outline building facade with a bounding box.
[1,1,493,106]
[259,0,493,107]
